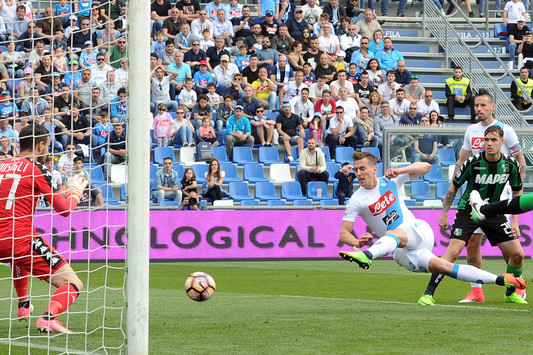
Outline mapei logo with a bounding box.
[471,137,484,150]
[369,190,396,216]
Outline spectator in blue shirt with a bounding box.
[205,0,227,21]
[375,37,404,72]
[193,61,214,95]
[225,105,254,160]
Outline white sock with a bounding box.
[366,234,399,259]
[471,283,483,290]
[450,264,497,285]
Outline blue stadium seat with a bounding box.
[307,181,331,201]
[153,147,175,165]
[335,146,354,164]
[407,59,441,68]
[281,181,307,201]
[284,146,300,166]
[169,111,177,119]
[319,147,331,162]
[191,164,209,184]
[232,146,256,165]
[424,165,448,184]
[211,146,229,162]
[404,199,417,206]
[437,147,457,166]
[120,184,127,201]
[220,162,241,183]
[258,146,281,165]
[436,181,459,205]
[173,162,184,179]
[393,44,430,53]
[376,162,383,177]
[243,163,268,183]
[240,199,260,206]
[98,185,121,205]
[255,181,280,201]
[325,162,340,183]
[150,129,158,148]
[228,182,253,201]
[319,199,339,206]
[264,112,278,121]
[293,199,313,206]
[267,199,286,206]
[159,200,180,206]
[86,164,106,186]
[410,181,434,201]
[494,23,508,40]
[150,164,158,185]
[361,147,381,160]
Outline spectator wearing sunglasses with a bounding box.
[403,75,425,104]
[417,90,440,117]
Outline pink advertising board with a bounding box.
[33,210,533,261]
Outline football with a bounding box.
[185,272,216,301]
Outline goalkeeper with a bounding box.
[0,124,88,334]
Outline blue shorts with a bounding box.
[278,135,300,145]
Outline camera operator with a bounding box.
[518,30,533,70]
[177,191,206,210]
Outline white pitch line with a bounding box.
[221,293,532,313]
[0,339,101,354]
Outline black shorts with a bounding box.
[450,209,516,246]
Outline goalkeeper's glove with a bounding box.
[65,175,88,205]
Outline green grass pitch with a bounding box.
[0,259,532,354]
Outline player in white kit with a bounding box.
[453,91,526,302]
[338,151,526,292]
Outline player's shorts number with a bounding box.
[501,221,514,236]
[0,173,21,210]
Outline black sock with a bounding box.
[480,197,522,217]
[505,287,516,296]
[495,275,505,286]
[18,300,30,309]
[424,273,445,296]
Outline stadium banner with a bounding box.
[35,210,533,260]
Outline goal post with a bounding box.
[126,0,151,352]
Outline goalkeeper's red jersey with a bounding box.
[0,156,72,253]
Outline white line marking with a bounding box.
[221,293,532,312]
[0,338,97,354]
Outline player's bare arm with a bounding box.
[438,184,459,229]
[385,162,430,180]
[454,148,472,175]
[339,220,372,248]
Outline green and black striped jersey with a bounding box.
[453,152,522,210]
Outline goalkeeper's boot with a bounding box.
[339,248,372,269]
[36,317,73,334]
[505,292,529,304]
[503,273,527,290]
[469,190,487,223]
[17,304,33,321]
[417,294,436,306]
[516,288,527,300]
[459,290,485,303]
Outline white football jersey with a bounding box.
[343,174,416,237]
[462,120,521,156]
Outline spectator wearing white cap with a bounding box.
[509,16,529,68]
[214,54,239,96]
[504,0,526,34]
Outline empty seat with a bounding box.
[270,164,293,183]
[437,147,457,166]
[240,199,260,206]
[292,199,313,206]
[153,147,175,165]
[319,147,331,162]
[191,164,209,184]
[267,199,286,206]
[228,181,253,202]
[307,181,331,201]
[361,146,381,160]
[219,162,241,183]
[120,184,127,201]
[173,162,185,178]
[255,181,280,201]
[213,199,235,207]
[179,146,196,164]
[244,163,268,183]
[159,200,180,207]
[325,162,340,183]
[150,164,158,185]
[110,164,127,185]
[232,146,256,165]
[424,165,448,184]
[258,146,281,165]
[86,164,106,186]
[335,146,354,164]
[410,181,434,201]
[281,181,307,201]
[211,146,229,162]
[319,199,339,206]
[98,185,121,205]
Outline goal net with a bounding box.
[0,0,141,351]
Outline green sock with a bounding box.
[505,264,523,296]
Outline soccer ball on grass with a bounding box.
[185,272,216,301]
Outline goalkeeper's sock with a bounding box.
[45,283,79,317]
[505,263,523,296]
[424,273,445,296]
[449,264,498,284]
[365,234,399,259]
[18,300,30,309]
